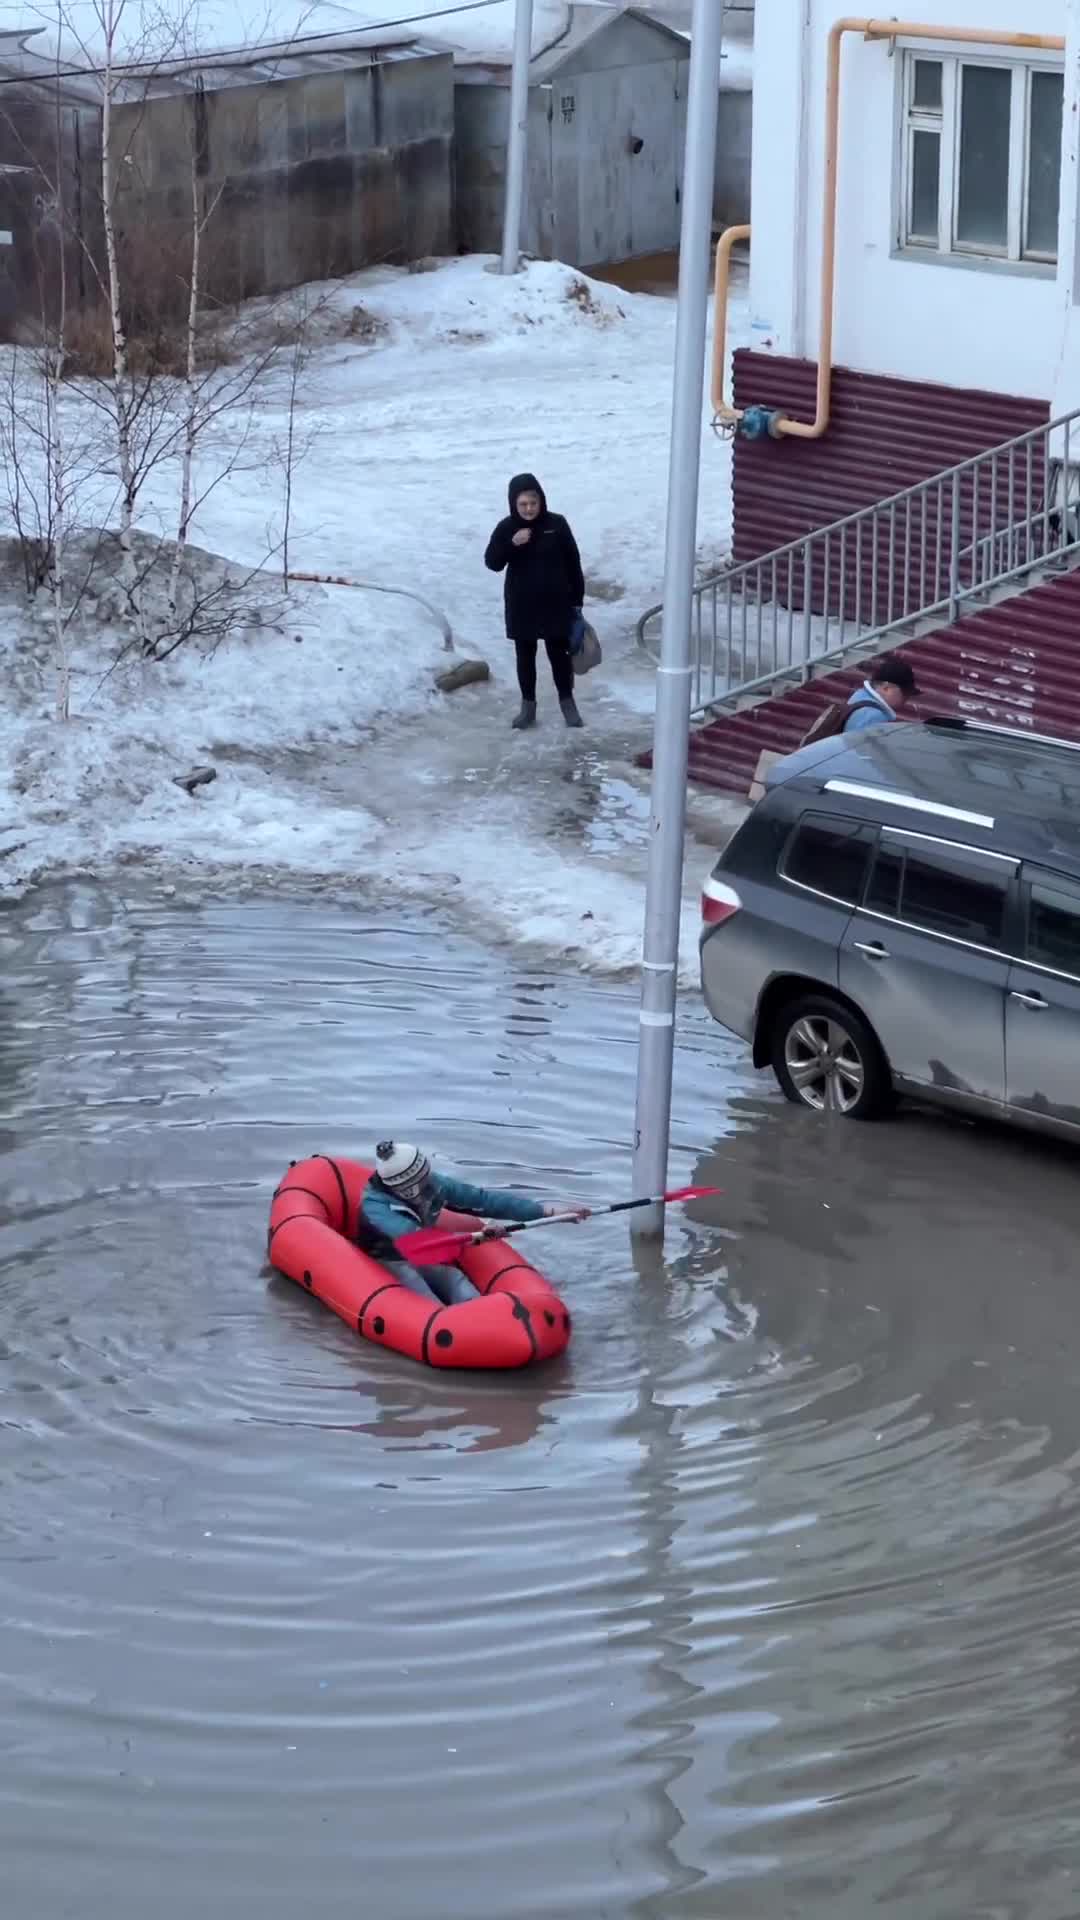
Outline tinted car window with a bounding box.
[1026,874,1080,977]
[865,834,1010,948]
[866,841,903,917]
[901,844,1009,947]
[783,815,873,904]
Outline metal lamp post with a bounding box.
[631,0,726,1240]
[500,0,535,273]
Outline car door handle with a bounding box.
[1010,990,1049,1010]
[854,941,889,959]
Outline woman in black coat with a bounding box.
[484,472,586,730]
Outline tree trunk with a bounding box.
[49,377,70,723]
[100,19,145,646]
[168,129,203,627]
[49,31,69,720]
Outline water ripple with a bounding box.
[3,883,1080,1919]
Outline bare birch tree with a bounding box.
[45,24,72,718]
[167,77,225,624]
[0,0,325,681]
[0,11,103,719]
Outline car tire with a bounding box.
[770,994,892,1121]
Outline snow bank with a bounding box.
[224,253,735,635]
[0,566,444,894]
[385,805,705,982]
[341,251,631,348]
[0,253,751,980]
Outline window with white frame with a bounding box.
[900,49,1064,266]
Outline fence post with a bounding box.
[801,536,813,678]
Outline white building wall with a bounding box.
[749,0,1080,409]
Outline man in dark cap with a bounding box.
[763,654,922,792]
[842,655,920,732]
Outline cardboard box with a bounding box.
[748,748,785,802]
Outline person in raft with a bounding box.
[484,471,586,732]
[359,1140,583,1308]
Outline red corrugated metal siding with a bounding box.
[731,354,1049,571]
[653,569,1080,797]
[739,463,1055,631]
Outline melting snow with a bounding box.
[0,253,751,978]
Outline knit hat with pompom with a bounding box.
[375,1141,432,1200]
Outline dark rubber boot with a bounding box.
[560,697,584,729]
[511,701,537,730]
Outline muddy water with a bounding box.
[3,883,1080,1920]
[590,251,681,298]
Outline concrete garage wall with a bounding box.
[455,86,554,260]
[455,12,693,268]
[0,93,104,339]
[455,10,753,270]
[715,87,752,227]
[114,51,455,306]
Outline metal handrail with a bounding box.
[638,405,1080,717]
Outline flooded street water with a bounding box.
[4,882,1080,1919]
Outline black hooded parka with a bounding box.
[484,473,586,645]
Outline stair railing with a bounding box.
[638,408,1080,717]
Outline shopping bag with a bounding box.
[571,615,602,676]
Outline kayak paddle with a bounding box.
[395,1184,722,1266]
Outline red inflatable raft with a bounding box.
[268,1155,572,1369]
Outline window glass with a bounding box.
[912,59,943,111]
[784,817,872,904]
[956,65,1012,251]
[901,846,1006,946]
[903,53,1061,268]
[1026,876,1080,976]
[866,842,903,918]
[1026,70,1063,257]
[865,837,1010,946]
[909,129,941,243]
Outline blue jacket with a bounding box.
[843,681,896,732]
[362,1173,544,1246]
[764,680,896,790]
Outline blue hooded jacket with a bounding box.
[764,680,898,789]
[842,680,897,732]
[362,1172,544,1248]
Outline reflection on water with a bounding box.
[2,883,1080,1919]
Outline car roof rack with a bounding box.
[823,778,995,829]
[923,716,1080,754]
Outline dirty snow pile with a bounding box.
[0,254,750,978]
[148,254,740,624]
[0,545,446,892]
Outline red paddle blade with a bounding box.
[662,1185,722,1202]
[394,1225,477,1264]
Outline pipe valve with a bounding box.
[739,405,786,442]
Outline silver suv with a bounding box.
[700,718,1080,1137]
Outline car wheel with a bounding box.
[771,994,892,1120]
